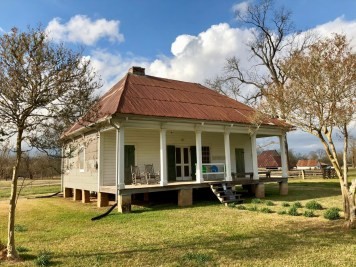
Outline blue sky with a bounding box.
[1,0,355,154]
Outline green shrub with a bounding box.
[17,246,29,253]
[291,202,302,208]
[227,203,235,208]
[236,205,246,210]
[265,200,274,206]
[281,202,290,207]
[277,210,287,215]
[305,200,323,210]
[251,198,263,204]
[260,207,273,213]
[14,224,27,232]
[287,206,299,216]
[324,208,340,220]
[247,205,258,211]
[35,250,52,267]
[303,210,315,218]
[182,252,212,264]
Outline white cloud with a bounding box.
[312,17,356,48]
[146,23,255,83]
[232,1,251,19]
[46,15,124,45]
[87,49,149,94]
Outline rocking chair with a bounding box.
[144,164,160,184]
[131,165,146,185]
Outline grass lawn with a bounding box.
[0,179,61,200]
[0,176,355,266]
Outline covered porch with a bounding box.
[96,118,289,212]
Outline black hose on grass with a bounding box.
[27,191,61,199]
[91,203,118,221]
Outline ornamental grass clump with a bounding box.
[251,198,263,204]
[35,250,52,267]
[303,210,315,218]
[281,202,290,207]
[324,208,340,220]
[305,200,323,210]
[236,205,246,210]
[287,206,299,216]
[291,202,302,208]
[277,210,287,215]
[260,207,273,213]
[247,205,258,211]
[265,200,274,206]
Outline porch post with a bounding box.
[160,128,168,186]
[116,126,125,190]
[97,132,101,192]
[251,133,259,180]
[279,134,288,178]
[224,130,232,181]
[195,130,203,183]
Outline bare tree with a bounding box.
[271,34,356,228]
[0,27,101,260]
[207,0,311,169]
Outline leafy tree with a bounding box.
[0,27,101,260]
[270,34,355,228]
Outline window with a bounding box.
[202,146,210,164]
[78,147,85,172]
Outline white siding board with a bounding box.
[63,132,99,191]
[102,130,116,186]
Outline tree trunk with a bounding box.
[345,180,356,229]
[316,131,354,227]
[6,131,22,260]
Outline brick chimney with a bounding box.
[128,66,145,76]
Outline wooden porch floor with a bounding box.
[99,177,288,195]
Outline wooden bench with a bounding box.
[233,172,254,180]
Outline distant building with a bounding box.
[296,159,322,170]
[258,150,281,170]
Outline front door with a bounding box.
[235,148,245,174]
[175,147,191,180]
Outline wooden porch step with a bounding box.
[209,182,244,205]
[216,192,242,198]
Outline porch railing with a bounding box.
[202,163,225,181]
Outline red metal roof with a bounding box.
[296,159,320,167]
[258,150,281,168]
[64,71,290,136]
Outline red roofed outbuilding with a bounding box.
[258,150,282,170]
